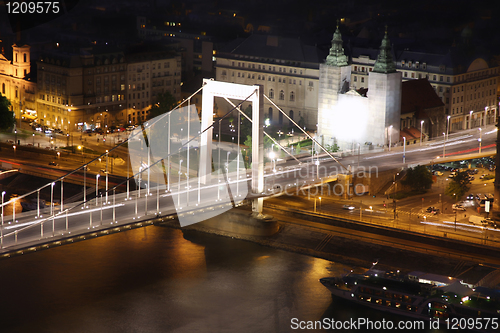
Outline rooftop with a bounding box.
[218,34,321,67]
[401,78,444,117]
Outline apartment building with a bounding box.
[36,44,182,131]
[37,47,127,131]
[125,48,182,124]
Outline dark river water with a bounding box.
[0,225,446,333]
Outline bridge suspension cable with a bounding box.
[264,94,348,172]
[222,97,301,165]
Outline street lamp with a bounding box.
[388,125,393,151]
[96,174,100,206]
[269,151,276,171]
[178,160,183,207]
[420,120,424,146]
[403,137,406,163]
[443,132,446,157]
[105,150,109,203]
[446,115,450,141]
[1,191,5,248]
[479,127,482,153]
[50,182,55,216]
[78,145,84,163]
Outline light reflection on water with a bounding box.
[0,225,444,332]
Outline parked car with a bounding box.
[480,174,487,179]
[468,176,475,181]
[48,161,58,166]
[452,203,466,211]
[343,204,355,210]
[433,171,443,176]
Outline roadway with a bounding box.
[0,124,497,252]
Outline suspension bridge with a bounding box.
[0,79,347,255]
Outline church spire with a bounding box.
[373,26,396,73]
[325,20,348,67]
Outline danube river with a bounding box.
[0,225,444,332]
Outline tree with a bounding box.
[244,134,274,167]
[325,143,340,153]
[239,105,253,140]
[401,165,433,192]
[445,182,466,202]
[445,171,470,201]
[148,91,177,120]
[0,93,13,131]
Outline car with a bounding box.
[433,171,443,176]
[480,174,487,179]
[426,206,440,214]
[469,176,475,181]
[48,161,58,166]
[475,194,482,200]
[272,184,282,193]
[343,204,355,210]
[466,193,474,200]
[452,203,466,211]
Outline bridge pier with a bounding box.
[189,208,279,237]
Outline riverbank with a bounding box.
[157,207,497,287]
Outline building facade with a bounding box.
[215,35,321,129]
[317,28,401,151]
[125,49,182,124]
[0,44,36,127]
[37,48,127,132]
[36,45,182,131]
[351,47,500,133]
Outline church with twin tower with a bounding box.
[317,26,402,151]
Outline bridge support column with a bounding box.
[251,85,264,214]
[337,173,352,199]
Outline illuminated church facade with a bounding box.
[317,27,401,151]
